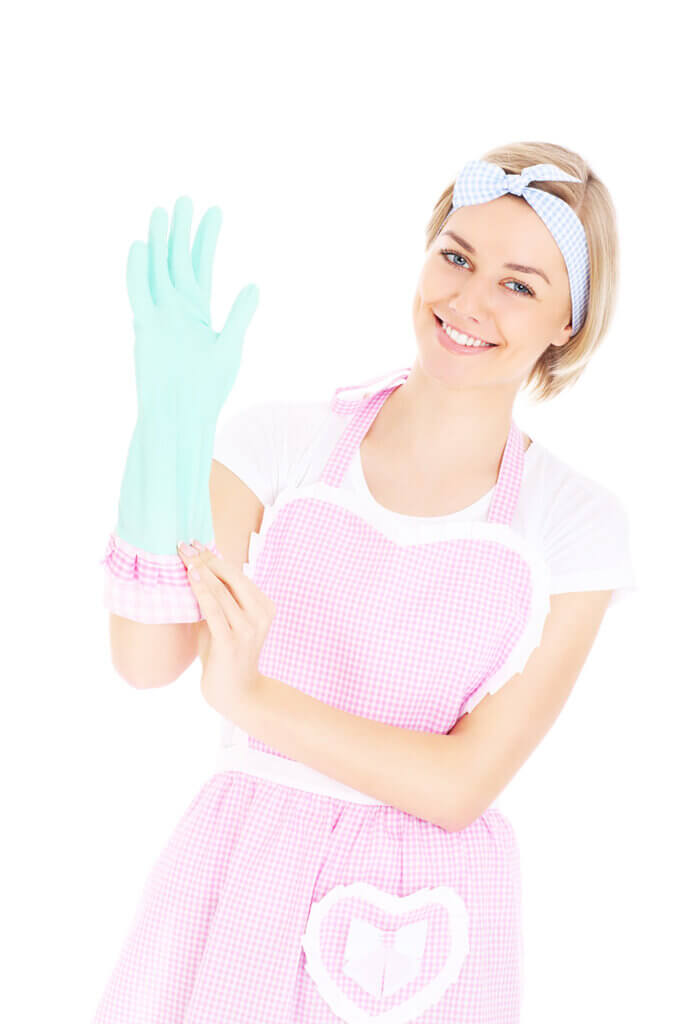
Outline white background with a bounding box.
[2,1,680,1021]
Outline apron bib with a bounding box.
[221,365,549,755]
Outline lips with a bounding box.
[433,312,498,346]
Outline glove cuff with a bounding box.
[99,531,221,624]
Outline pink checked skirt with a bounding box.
[91,767,522,1022]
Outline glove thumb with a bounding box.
[217,282,260,344]
[215,283,259,386]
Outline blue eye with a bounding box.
[439,249,535,298]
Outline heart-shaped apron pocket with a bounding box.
[301,880,470,1023]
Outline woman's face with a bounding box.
[412,194,574,392]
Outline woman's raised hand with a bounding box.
[126,196,259,423]
[114,197,260,554]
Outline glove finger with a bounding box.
[168,195,195,294]
[215,283,259,385]
[148,206,173,305]
[191,205,222,300]
[126,241,155,322]
[218,282,260,342]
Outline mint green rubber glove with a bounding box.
[114,196,259,555]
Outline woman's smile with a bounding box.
[433,312,499,355]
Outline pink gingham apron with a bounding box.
[92,367,550,1024]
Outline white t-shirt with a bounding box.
[212,389,638,610]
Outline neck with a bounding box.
[380,364,519,474]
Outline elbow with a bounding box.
[442,785,500,833]
[426,791,473,834]
[443,810,475,834]
[437,735,493,833]
[111,659,179,690]
[440,800,480,834]
[108,615,198,689]
[127,674,175,690]
[436,774,486,834]
[437,800,467,833]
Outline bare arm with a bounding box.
[230,589,613,830]
[109,458,265,688]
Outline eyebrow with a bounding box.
[439,230,551,285]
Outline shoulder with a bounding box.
[213,373,376,505]
[522,441,636,607]
[249,366,412,469]
[527,441,630,526]
[212,395,337,506]
[330,366,412,413]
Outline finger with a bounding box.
[168,195,195,294]
[178,545,246,618]
[147,206,173,305]
[186,560,233,641]
[126,240,155,323]
[189,549,272,621]
[191,205,222,299]
[187,557,242,631]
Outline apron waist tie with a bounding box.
[214,725,500,814]
[215,734,385,805]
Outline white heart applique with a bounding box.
[301,880,470,1024]
[342,916,428,996]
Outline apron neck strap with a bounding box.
[323,370,525,527]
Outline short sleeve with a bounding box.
[212,397,335,507]
[543,483,638,609]
[212,400,281,507]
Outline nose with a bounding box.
[446,277,491,326]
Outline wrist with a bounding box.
[230,673,266,729]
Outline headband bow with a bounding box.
[437,159,590,336]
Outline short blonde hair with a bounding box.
[425,141,620,402]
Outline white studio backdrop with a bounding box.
[2,2,680,1021]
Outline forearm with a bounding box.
[109,614,198,688]
[115,414,177,550]
[115,411,213,544]
[232,673,462,831]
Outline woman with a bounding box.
[95,140,637,1022]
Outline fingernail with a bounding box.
[190,538,206,551]
[178,541,197,556]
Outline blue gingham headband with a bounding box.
[436,160,590,336]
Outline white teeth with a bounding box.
[439,318,494,348]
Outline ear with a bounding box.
[549,320,574,349]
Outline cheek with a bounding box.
[492,303,554,359]
[494,293,543,329]
[416,256,450,296]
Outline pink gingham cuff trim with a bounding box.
[99,532,220,624]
